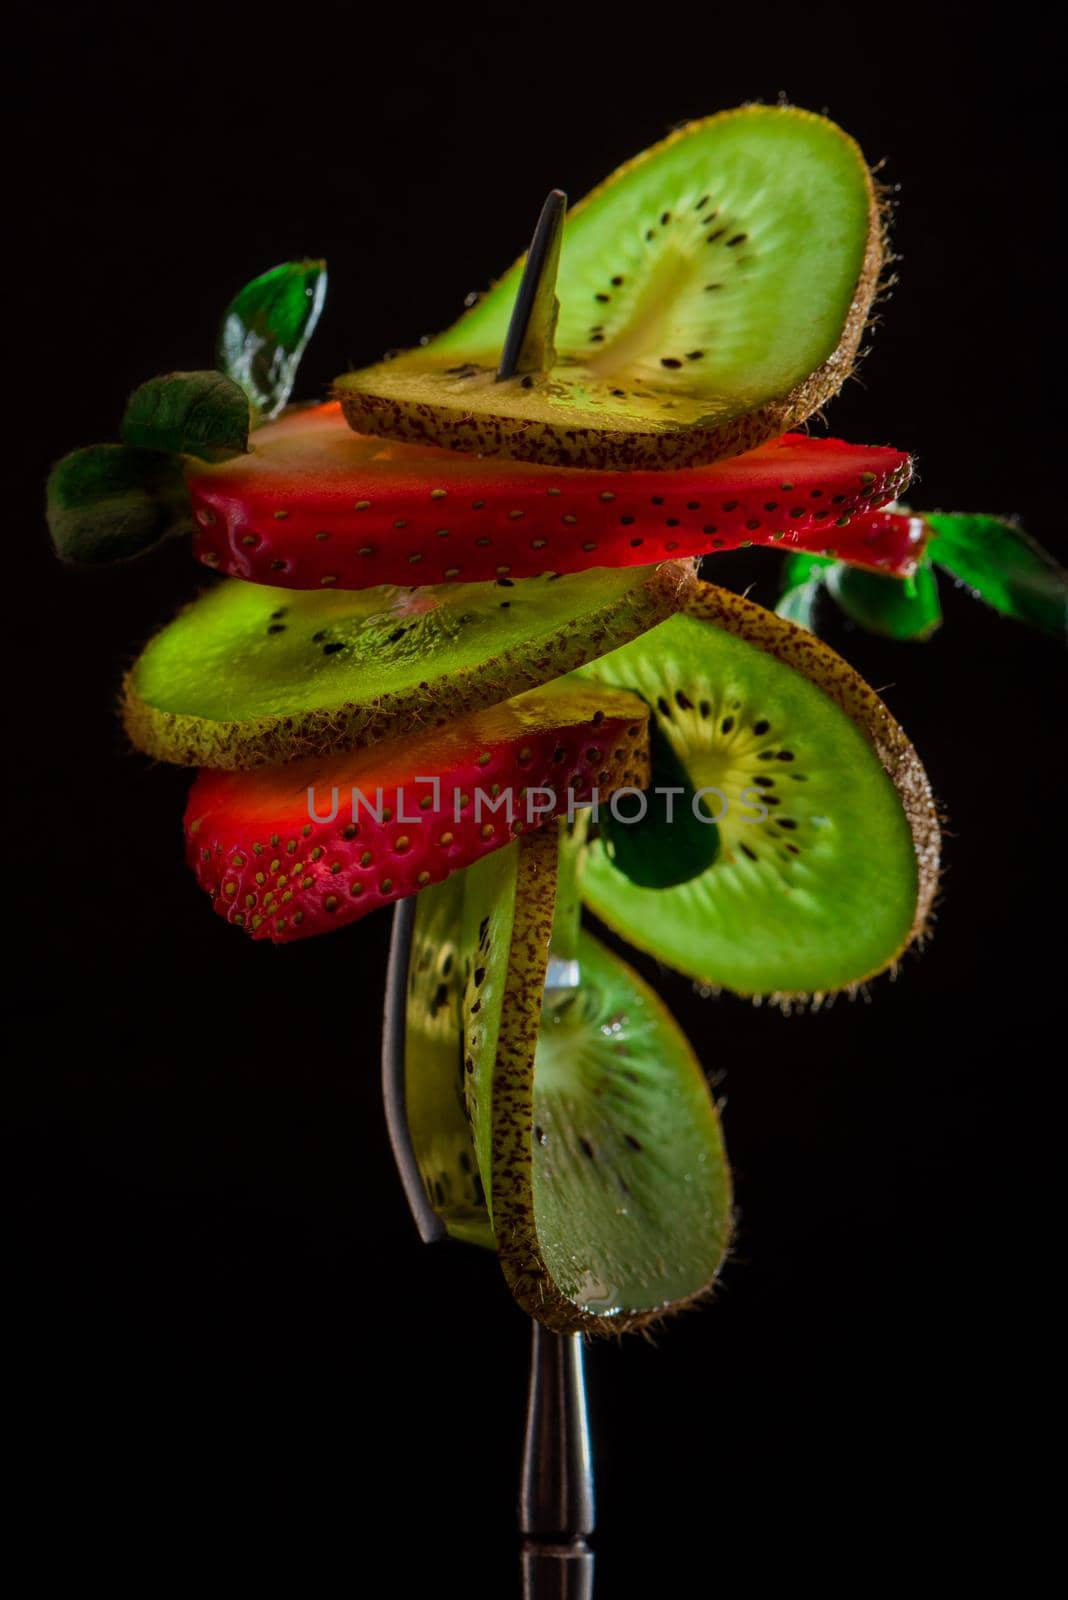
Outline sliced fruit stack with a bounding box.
[49,105,1060,1335]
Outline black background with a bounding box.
[9,3,1062,1589]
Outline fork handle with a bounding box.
[519,1322,595,1598]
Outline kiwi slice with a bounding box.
[402,875,494,1249]
[335,106,880,470]
[462,826,732,1335]
[576,584,940,998]
[123,560,693,768]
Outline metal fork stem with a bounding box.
[519,1321,595,1599]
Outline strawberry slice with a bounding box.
[187,403,916,587]
[813,507,926,577]
[186,683,649,943]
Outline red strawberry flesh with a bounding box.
[186,684,649,943]
[187,403,917,586]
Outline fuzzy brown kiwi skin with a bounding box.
[120,559,696,769]
[490,828,732,1338]
[333,387,791,474]
[335,106,886,472]
[675,582,940,1006]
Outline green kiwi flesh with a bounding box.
[463,826,732,1335]
[530,929,730,1327]
[123,560,694,768]
[576,584,940,999]
[404,873,494,1249]
[335,107,881,470]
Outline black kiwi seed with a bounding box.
[753,719,770,735]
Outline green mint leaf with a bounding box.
[776,552,831,630]
[925,512,1068,641]
[781,551,833,590]
[121,371,250,462]
[775,578,823,631]
[825,560,942,642]
[218,260,327,420]
[47,444,192,564]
